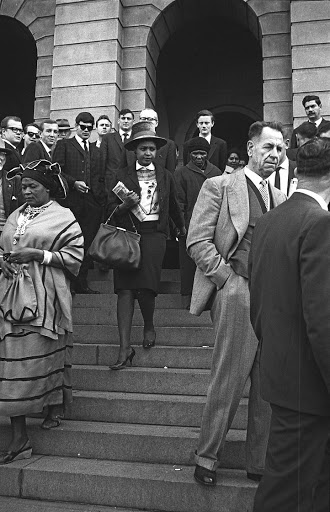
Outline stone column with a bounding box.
[51,0,123,125]
[291,0,330,128]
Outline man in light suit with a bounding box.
[187,121,286,486]
[183,109,227,172]
[249,137,330,511]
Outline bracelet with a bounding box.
[41,250,52,265]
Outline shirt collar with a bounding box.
[244,166,266,188]
[40,139,51,155]
[75,134,88,147]
[312,118,323,128]
[136,162,155,171]
[294,189,328,211]
[199,133,212,144]
[119,129,131,138]
[2,139,16,150]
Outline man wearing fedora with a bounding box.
[22,119,59,164]
[56,119,72,140]
[53,111,105,294]
[106,121,185,369]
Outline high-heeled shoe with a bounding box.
[0,440,32,465]
[110,347,136,370]
[143,331,156,349]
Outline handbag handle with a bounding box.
[105,205,139,234]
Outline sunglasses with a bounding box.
[79,124,93,132]
[27,132,40,139]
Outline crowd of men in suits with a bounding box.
[0,95,329,510]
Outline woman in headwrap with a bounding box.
[0,159,84,464]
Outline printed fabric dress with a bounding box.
[0,201,84,416]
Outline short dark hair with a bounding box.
[119,109,134,119]
[1,115,22,129]
[75,112,95,125]
[227,147,241,159]
[196,109,214,123]
[302,95,321,107]
[296,137,330,177]
[24,122,40,133]
[248,121,285,140]
[96,114,112,127]
[318,121,330,137]
[295,121,317,139]
[39,119,58,131]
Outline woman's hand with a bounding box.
[0,259,16,279]
[7,248,44,264]
[121,191,140,210]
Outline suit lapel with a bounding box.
[70,137,85,157]
[226,169,249,240]
[126,164,140,191]
[114,131,124,151]
[208,136,217,160]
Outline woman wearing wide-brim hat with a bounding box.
[106,121,185,369]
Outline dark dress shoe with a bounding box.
[247,472,263,482]
[194,464,216,486]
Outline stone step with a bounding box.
[0,456,256,512]
[70,391,248,429]
[73,325,214,346]
[73,343,213,369]
[73,293,182,309]
[0,497,143,512]
[73,308,211,326]
[87,280,180,294]
[0,419,246,469]
[73,365,210,395]
[89,268,180,282]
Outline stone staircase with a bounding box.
[0,268,257,511]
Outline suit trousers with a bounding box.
[253,404,330,512]
[195,271,271,473]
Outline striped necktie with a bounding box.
[259,180,269,210]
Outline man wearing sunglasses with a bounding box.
[23,119,59,163]
[53,112,105,294]
[1,115,23,173]
[21,122,41,156]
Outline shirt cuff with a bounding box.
[42,250,52,265]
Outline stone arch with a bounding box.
[0,0,56,121]
[122,0,292,145]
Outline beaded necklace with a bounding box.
[13,201,53,245]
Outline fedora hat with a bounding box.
[124,121,167,151]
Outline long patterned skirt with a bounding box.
[0,330,72,417]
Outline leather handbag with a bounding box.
[0,264,38,323]
[88,207,141,270]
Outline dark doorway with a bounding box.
[156,14,262,150]
[0,16,37,125]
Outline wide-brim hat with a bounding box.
[125,121,167,151]
[56,118,72,130]
[0,138,12,155]
[7,159,68,199]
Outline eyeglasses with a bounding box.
[27,132,40,139]
[6,127,23,134]
[78,124,93,132]
[140,117,157,122]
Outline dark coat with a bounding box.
[22,140,51,163]
[249,193,330,416]
[1,172,23,219]
[183,135,227,171]
[53,136,105,206]
[154,138,177,173]
[106,163,184,236]
[174,160,222,229]
[100,131,135,176]
[290,118,328,149]
[2,141,22,173]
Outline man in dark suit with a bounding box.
[318,121,330,139]
[290,95,328,149]
[1,115,23,172]
[139,109,177,173]
[100,108,135,190]
[0,140,22,235]
[53,112,105,294]
[183,109,227,172]
[249,137,330,512]
[23,119,59,163]
[268,138,297,196]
